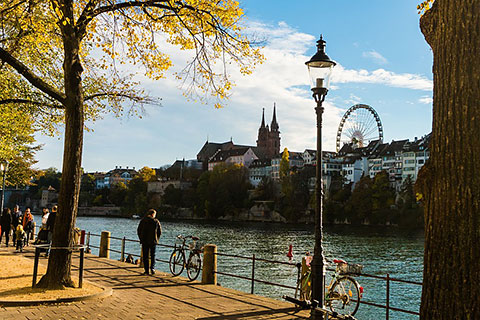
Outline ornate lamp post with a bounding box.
[0,161,9,213]
[305,35,336,319]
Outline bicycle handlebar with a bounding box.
[176,235,199,240]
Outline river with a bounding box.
[71,216,423,320]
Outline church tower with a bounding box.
[268,104,281,157]
[256,105,280,159]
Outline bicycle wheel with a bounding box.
[186,252,202,281]
[169,249,185,276]
[296,272,312,301]
[326,276,360,316]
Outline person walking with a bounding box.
[0,208,12,246]
[11,205,22,246]
[137,209,162,275]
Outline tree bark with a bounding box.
[419,1,480,318]
[37,3,84,288]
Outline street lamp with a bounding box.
[305,35,336,319]
[0,161,9,213]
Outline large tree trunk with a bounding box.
[419,1,480,318]
[37,17,84,288]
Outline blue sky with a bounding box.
[34,0,433,172]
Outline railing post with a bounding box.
[79,247,85,288]
[32,247,40,288]
[86,231,91,251]
[202,244,217,285]
[121,237,126,262]
[251,254,255,294]
[99,231,110,258]
[80,230,86,245]
[386,273,390,320]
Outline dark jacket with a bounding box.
[137,216,162,245]
[12,210,22,227]
[46,212,56,231]
[1,212,12,229]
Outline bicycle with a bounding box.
[168,235,203,281]
[294,257,363,317]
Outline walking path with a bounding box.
[0,246,309,319]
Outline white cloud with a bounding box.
[362,50,388,65]
[419,95,433,104]
[332,66,433,91]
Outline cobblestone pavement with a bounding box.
[0,246,309,319]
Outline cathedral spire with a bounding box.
[261,107,266,128]
[271,103,279,131]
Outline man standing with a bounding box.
[137,209,162,275]
[45,205,57,257]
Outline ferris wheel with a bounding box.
[336,104,384,152]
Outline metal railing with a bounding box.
[32,244,87,288]
[213,251,421,319]
[79,229,422,319]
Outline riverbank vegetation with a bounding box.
[25,163,423,229]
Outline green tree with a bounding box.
[370,171,395,224]
[30,168,62,199]
[109,182,127,207]
[396,176,423,228]
[0,0,262,289]
[255,177,278,201]
[419,1,480,317]
[345,176,373,224]
[195,163,251,219]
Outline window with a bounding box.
[417,159,424,164]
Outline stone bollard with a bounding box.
[202,244,217,285]
[99,231,110,258]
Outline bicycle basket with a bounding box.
[338,263,363,275]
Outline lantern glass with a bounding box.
[307,63,334,90]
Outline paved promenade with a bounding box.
[0,246,309,319]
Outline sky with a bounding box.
[34,0,433,172]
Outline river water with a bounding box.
[73,216,423,320]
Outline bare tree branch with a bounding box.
[0,48,66,104]
[0,98,64,108]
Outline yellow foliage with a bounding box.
[0,0,264,128]
[417,0,435,15]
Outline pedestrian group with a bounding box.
[0,205,57,254]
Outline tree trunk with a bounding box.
[419,1,480,318]
[37,18,84,288]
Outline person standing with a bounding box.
[137,209,162,275]
[22,208,34,246]
[11,205,22,246]
[41,208,50,228]
[0,208,12,246]
[45,205,57,257]
[15,223,26,252]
